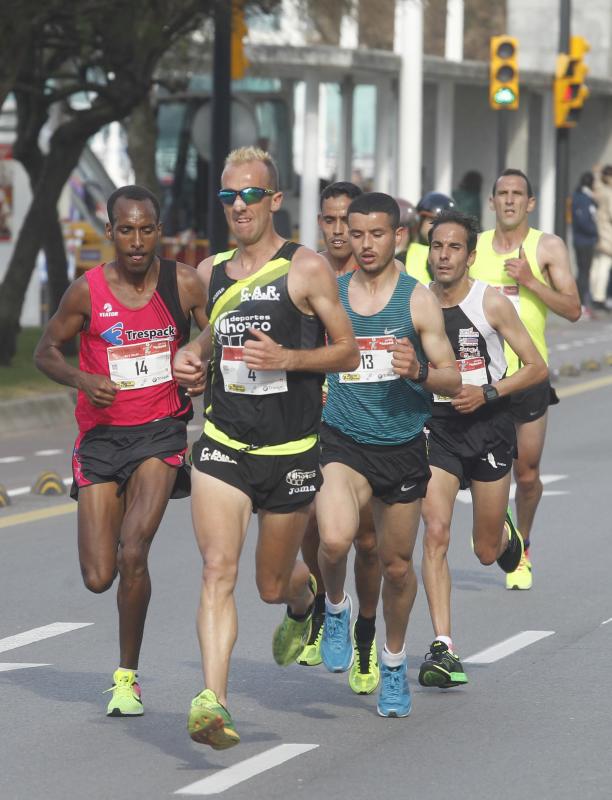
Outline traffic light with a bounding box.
[231,0,249,81]
[489,35,519,110]
[554,35,590,128]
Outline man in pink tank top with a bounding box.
[35,185,208,717]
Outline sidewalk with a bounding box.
[0,391,76,437]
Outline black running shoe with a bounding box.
[496,510,524,574]
[418,640,468,688]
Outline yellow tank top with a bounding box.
[470,228,547,374]
[405,242,431,286]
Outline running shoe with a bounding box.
[321,593,354,673]
[496,510,524,574]
[296,612,324,666]
[418,640,468,688]
[506,550,533,590]
[105,669,143,717]
[348,623,379,694]
[188,689,240,749]
[272,575,316,666]
[377,659,411,718]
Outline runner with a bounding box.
[34,185,208,715]
[405,192,456,285]
[417,210,547,689]
[316,191,460,717]
[297,182,383,698]
[173,147,359,749]
[471,169,581,589]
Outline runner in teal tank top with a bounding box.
[324,270,431,445]
[315,192,460,720]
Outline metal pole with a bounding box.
[497,111,508,175]
[208,2,232,254]
[554,0,571,239]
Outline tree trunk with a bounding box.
[126,98,162,197]
[0,135,86,365]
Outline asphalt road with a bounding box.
[1,316,612,800]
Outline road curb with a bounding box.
[0,392,76,436]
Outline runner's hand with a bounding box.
[450,384,484,414]
[173,348,206,394]
[503,245,534,288]
[389,337,419,379]
[79,373,119,407]
[243,327,288,370]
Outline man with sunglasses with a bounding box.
[173,146,359,749]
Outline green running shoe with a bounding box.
[105,669,143,717]
[297,612,324,666]
[418,640,468,688]
[348,624,380,695]
[272,575,316,666]
[188,689,240,749]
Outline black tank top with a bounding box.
[205,242,325,448]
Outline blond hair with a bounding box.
[224,146,279,191]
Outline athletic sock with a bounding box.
[435,635,453,651]
[382,644,406,668]
[325,593,349,615]
[354,613,376,646]
[313,593,326,616]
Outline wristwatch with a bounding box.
[482,384,499,403]
[414,361,429,384]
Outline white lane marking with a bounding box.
[0,663,51,672]
[457,474,568,504]
[0,457,25,464]
[601,618,612,625]
[175,744,319,796]
[7,477,72,498]
[464,630,555,664]
[35,449,64,456]
[0,622,93,654]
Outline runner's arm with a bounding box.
[243,250,359,373]
[505,238,581,321]
[34,278,119,407]
[406,285,461,397]
[483,288,548,397]
[173,258,213,389]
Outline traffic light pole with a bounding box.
[497,111,508,175]
[208,2,232,254]
[554,0,571,240]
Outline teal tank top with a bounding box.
[323,271,431,445]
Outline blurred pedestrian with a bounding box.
[571,171,598,316]
[591,164,612,311]
[453,170,483,226]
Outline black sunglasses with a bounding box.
[217,187,275,206]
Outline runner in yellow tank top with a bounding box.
[471,169,580,590]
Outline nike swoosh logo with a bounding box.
[401,483,416,492]
[384,327,402,335]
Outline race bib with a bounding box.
[221,346,287,395]
[339,336,398,384]
[434,356,488,403]
[107,339,172,390]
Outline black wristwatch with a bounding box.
[414,361,429,384]
[482,384,499,403]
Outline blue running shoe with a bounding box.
[377,659,411,718]
[321,594,353,673]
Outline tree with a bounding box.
[0,0,220,364]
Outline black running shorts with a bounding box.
[426,411,517,490]
[510,377,559,423]
[191,432,322,513]
[71,417,190,500]
[319,423,430,505]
